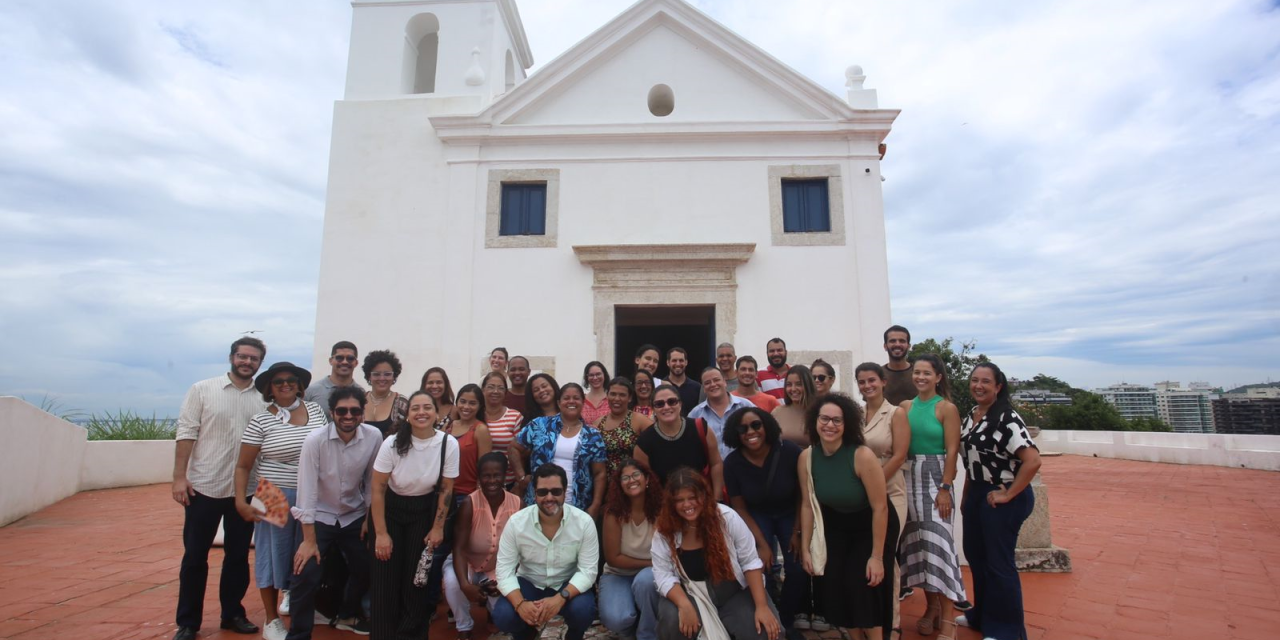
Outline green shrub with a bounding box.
[85,410,176,441]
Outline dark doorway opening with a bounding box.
[614,305,716,381]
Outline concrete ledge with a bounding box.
[1035,430,1280,471]
[80,440,176,491]
[0,397,88,526]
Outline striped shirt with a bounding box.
[486,407,522,483]
[757,365,788,400]
[175,374,266,498]
[241,402,327,489]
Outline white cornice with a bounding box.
[430,114,900,146]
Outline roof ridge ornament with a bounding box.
[846,64,878,109]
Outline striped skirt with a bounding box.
[900,454,967,601]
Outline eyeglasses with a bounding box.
[333,407,364,417]
[652,398,680,409]
[535,487,565,497]
[483,385,506,393]
[813,374,831,383]
[816,415,844,426]
[233,353,261,363]
[332,355,357,363]
[620,472,645,483]
[370,372,395,379]
[738,420,764,433]
[272,377,299,387]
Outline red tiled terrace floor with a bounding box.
[2,455,1279,640]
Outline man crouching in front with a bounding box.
[492,463,599,640]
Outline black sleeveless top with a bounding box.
[637,418,707,486]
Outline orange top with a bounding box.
[466,489,523,578]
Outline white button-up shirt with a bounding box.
[651,504,763,597]
[294,423,381,527]
[496,503,599,597]
[175,374,266,498]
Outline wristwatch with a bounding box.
[940,483,953,491]
[558,587,572,600]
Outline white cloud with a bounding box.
[1,0,1277,414]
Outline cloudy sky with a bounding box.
[1,0,1277,416]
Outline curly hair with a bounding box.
[391,390,437,457]
[604,458,663,522]
[656,469,734,583]
[362,349,402,382]
[722,406,781,450]
[805,393,865,449]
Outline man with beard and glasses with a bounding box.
[757,338,789,400]
[505,356,531,414]
[284,387,381,639]
[171,337,268,640]
[305,341,363,420]
[882,325,916,407]
[665,347,701,415]
[493,464,599,640]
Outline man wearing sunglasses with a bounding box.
[285,387,381,639]
[305,341,363,420]
[493,464,599,640]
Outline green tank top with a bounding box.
[811,444,868,514]
[907,395,946,455]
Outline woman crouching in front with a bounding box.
[652,468,781,640]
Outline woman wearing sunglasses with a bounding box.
[771,365,815,448]
[810,360,836,397]
[633,384,724,497]
[233,362,327,640]
[722,407,804,634]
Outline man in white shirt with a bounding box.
[493,464,599,640]
[285,387,382,639]
[171,337,267,640]
[689,367,755,461]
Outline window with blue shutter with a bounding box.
[499,183,547,236]
[781,178,831,233]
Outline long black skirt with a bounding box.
[817,503,900,632]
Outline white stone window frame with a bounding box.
[486,168,560,249]
[768,164,846,247]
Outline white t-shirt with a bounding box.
[373,431,460,497]
[552,431,581,504]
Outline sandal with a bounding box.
[936,619,957,640]
[916,602,940,635]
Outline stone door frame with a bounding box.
[573,243,756,369]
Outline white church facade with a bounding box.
[312,0,899,386]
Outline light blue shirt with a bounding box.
[294,423,381,527]
[496,503,599,596]
[689,394,756,459]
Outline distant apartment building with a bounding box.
[1097,383,1158,420]
[1012,389,1073,406]
[1153,381,1215,433]
[1212,389,1280,435]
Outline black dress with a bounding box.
[636,418,708,486]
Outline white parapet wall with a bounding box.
[79,440,177,491]
[1036,430,1280,471]
[1,396,180,527]
[0,396,89,526]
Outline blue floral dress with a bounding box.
[517,414,607,509]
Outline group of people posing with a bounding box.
[171,327,1041,640]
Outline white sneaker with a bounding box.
[955,614,970,628]
[809,616,831,631]
[262,617,288,640]
[279,591,290,616]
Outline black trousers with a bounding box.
[176,491,255,630]
[286,517,371,640]
[369,490,438,640]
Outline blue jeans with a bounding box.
[492,577,598,640]
[599,568,658,640]
[747,507,804,627]
[962,479,1034,640]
